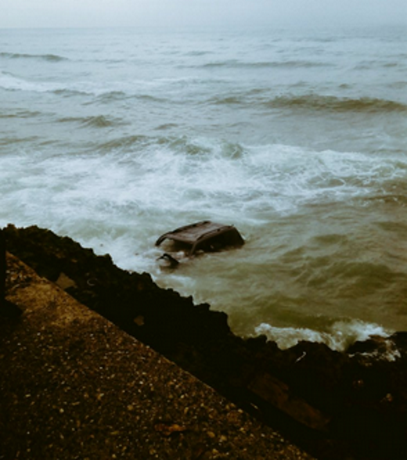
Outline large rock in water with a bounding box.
[4,224,407,459]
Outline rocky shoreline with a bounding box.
[3,225,407,459]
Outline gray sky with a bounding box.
[2,0,407,29]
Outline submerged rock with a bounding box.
[4,224,407,459]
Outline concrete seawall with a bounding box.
[1,252,312,460]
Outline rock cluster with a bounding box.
[4,225,407,459]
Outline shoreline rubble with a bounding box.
[2,224,407,459]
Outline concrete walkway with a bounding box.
[0,253,313,460]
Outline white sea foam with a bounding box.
[0,71,60,93]
[0,137,404,251]
[254,320,392,352]
[0,69,202,98]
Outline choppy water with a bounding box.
[1,25,406,350]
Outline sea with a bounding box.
[1,25,406,351]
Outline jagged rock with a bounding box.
[247,371,331,431]
[55,272,77,290]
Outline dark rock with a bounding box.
[0,299,22,318]
[390,331,407,350]
[347,335,392,356]
[247,371,331,431]
[0,228,21,318]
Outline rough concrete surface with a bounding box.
[0,253,313,460]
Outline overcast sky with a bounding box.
[2,0,407,29]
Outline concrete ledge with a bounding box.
[0,253,312,460]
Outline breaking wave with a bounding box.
[0,71,65,93]
[0,72,169,101]
[255,320,393,353]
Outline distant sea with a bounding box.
[1,25,406,350]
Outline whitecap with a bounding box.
[254,319,397,356]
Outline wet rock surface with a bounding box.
[3,225,407,459]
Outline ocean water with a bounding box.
[1,25,406,350]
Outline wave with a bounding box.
[155,123,179,131]
[57,115,124,128]
[82,115,124,128]
[254,320,397,356]
[52,89,93,98]
[0,136,39,147]
[211,95,244,105]
[184,50,213,57]
[96,135,150,151]
[94,134,246,162]
[96,132,231,154]
[200,59,329,69]
[91,92,168,106]
[0,72,168,102]
[0,109,41,119]
[94,91,127,103]
[388,81,407,90]
[0,71,66,93]
[363,194,407,206]
[354,51,407,68]
[0,52,67,62]
[208,88,269,106]
[208,92,407,113]
[265,94,407,113]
